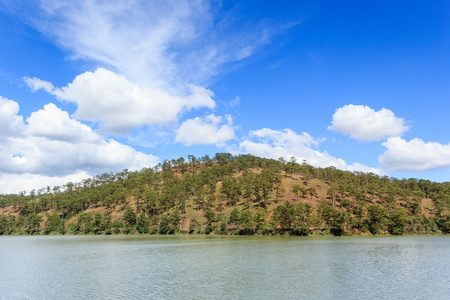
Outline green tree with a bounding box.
[366,205,386,235]
[253,169,274,207]
[387,207,409,235]
[0,215,13,235]
[123,206,137,226]
[26,213,42,235]
[76,212,93,234]
[220,177,241,206]
[253,207,268,233]
[91,212,103,234]
[158,211,180,234]
[273,201,297,231]
[317,200,344,235]
[273,201,311,235]
[136,213,150,234]
[44,213,64,234]
[238,210,255,235]
[308,187,317,206]
[229,208,240,226]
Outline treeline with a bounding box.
[0,153,449,236]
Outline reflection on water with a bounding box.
[0,235,448,299]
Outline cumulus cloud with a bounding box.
[0,96,24,137]
[379,137,450,172]
[175,114,235,146]
[24,68,215,134]
[239,128,382,174]
[25,103,98,143]
[328,104,409,142]
[1,135,157,177]
[0,171,90,195]
[0,99,158,193]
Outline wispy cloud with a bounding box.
[12,0,285,88]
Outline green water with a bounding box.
[0,235,448,299]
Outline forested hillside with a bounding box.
[1,154,449,236]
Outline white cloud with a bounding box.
[13,0,284,88]
[0,171,90,195]
[328,104,409,142]
[175,114,235,146]
[24,0,207,87]
[239,128,383,174]
[25,103,98,143]
[229,96,241,107]
[0,96,24,137]
[379,137,450,172]
[0,99,158,193]
[25,68,215,135]
[248,128,320,148]
[22,76,55,93]
[2,135,156,177]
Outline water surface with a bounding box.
[0,235,448,299]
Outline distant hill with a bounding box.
[1,153,449,236]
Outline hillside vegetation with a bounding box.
[1,153,449,236]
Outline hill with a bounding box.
[0,153,449,236]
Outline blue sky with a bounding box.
[0,0,449,194]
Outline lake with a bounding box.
[0,235,448,299]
